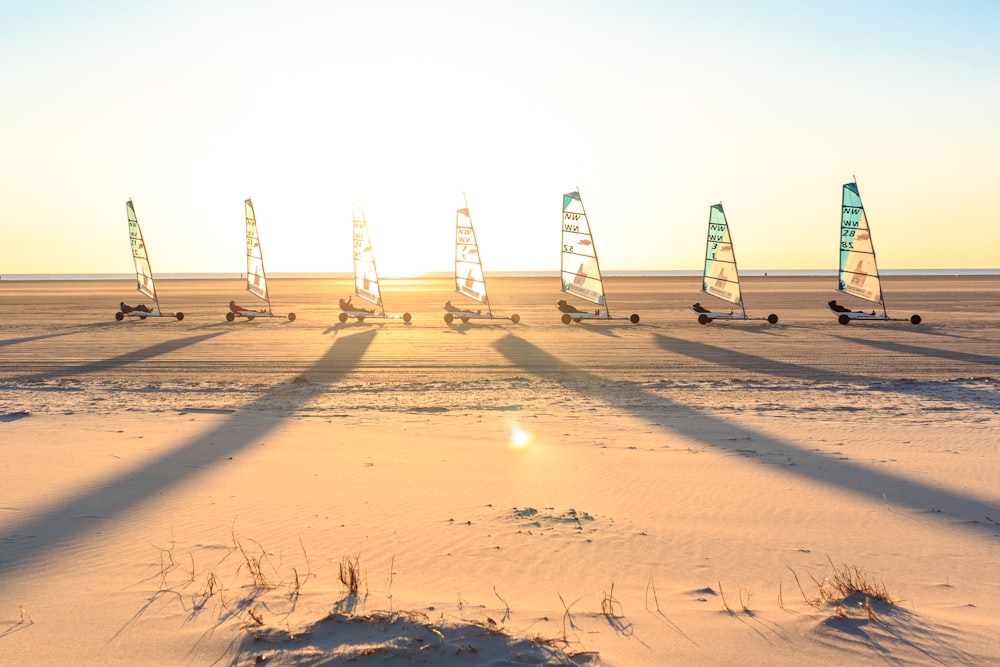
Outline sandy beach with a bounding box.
[1,275,998,665]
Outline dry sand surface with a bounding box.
[1,275,998,666]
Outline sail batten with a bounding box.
[244,198,270,308]
[560,190,606,306]
[838,182,882,304]
[352,205,385,315]
[702,204,743,309]
[126,199,159,309]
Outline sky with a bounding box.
[1,0,998,276]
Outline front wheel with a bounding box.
[698,314,710,325]
[287,312,296,322]
[767,314,778,324]
[510,313,520,324]
[561,313,572,325]
[444,313,454,324]
[338,312,348,323]
[115,311,124,321]
[629,313,640,324]
[838,314,850,325]
[910,314,922,325]
[226,312,236,322]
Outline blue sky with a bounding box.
[1,0,998,275]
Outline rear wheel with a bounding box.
[176,312,184,321]
[444,313,454,323]
[629,313,640,324]
[403,312,412,322]
[510,313,520,324]
[910,314,922,325]
[115,311,124,321]
[698,314,710,325]
[287,313,296,322]
[461,317,469,323]
[767,314,778,324]
[357,316,365,323]
[247,316,255,321]
[139,315,147,320]
[838,314,850,325]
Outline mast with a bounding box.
[126,198,160,312]
[561,188,611,315]
[352,204,385,317]
[244,197,272,313]
[703,202,745,316]
[454,195,493,316]
[839,179,885,315]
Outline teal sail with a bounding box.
[560,190,605,305]
[244,197,270,310]
[126,199,158,309]
[702,204,743,308]
[838,182,882,304]
[454,206,490,310]
[352,204,385,314]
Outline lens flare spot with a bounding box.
[508,422,532,449]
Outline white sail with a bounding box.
[454,207,490,308]
[839,182,882,304]
[244,198,270,307]
[560,190,605,305]
[352,205,384,311]
[126,198,158,308]
[702,203,742,308]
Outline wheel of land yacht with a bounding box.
[510,314,520,324]
[357,316,365,323]
[444,313,454,324]
[697,314,710,325]
[339,312,348,323]
[176,312,184,321]
[561,314,572,325]
[767,314,778,324]
[573,318,582,324]
[629,313,640,324]
[247,316,255,321]
[287,312,296,322]
[403,312,412,322]
[461,317,469,323]
[910,314,922,325]
[115,311,124,321]
[139,314,147,320]
[838,314,850,325]
[226,312,236,322]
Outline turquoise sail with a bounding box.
[839,182,881,303]
[560,190,605,305]
[702,204,742,306]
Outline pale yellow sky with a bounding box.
[1,1,998,276]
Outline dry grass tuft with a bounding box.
[339,554,363,594]
[813,558,896,605]
[600,582,622,618]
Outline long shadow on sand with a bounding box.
[652,333,999,411]
[493,333,998,537]
[1,332,230,384]
[0,329,377,576]
[836,336,1000,368]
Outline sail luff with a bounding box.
[702,203,744,312]
[352,205,385,316]
[838,182,883,307]
[454,206,492,313]
[126,198,159,310]
[560,190,608,309]
[244,198,271,310]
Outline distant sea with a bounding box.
[0,269,998,281]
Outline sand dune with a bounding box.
[1,276,998,665]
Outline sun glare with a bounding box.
[508,421,532,450]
